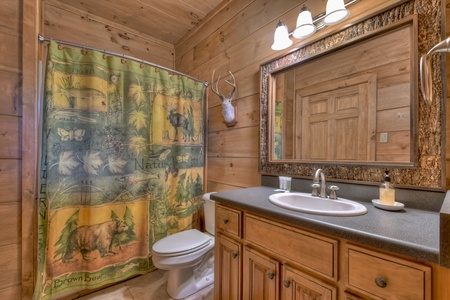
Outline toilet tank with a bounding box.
[202,192,216,235]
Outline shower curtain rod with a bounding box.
[38,34,208,86]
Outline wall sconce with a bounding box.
[272,0,357,51]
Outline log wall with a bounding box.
[0,0,23,298]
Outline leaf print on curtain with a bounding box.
[34,41,206,300]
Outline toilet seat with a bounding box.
[153,229,212,257]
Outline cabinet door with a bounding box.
[215,233,241,300]
[281,265,337,300]
[243,247,279,300]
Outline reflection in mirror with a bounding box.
[269,17,417,166]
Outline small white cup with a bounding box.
[279,176,292,192]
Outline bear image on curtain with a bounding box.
[62,220,129,262]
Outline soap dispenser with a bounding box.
[379,170,395,205]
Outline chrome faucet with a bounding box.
[312,169,327,198]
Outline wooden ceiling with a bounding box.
[52,0,224,45]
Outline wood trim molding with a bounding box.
[22,0,40,298]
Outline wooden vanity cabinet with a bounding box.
[214,203,434,300]
[215,233,242,299]
[215,205,243,299]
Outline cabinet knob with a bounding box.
[223,219,229,224]
[231,252,238,259]
[375,276,387,288]
[267,271,275,280]
[283,279,291,287]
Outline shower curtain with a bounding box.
[34,41,206,300]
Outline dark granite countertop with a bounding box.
[210,186,441,264]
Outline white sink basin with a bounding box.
[268,192,367,216]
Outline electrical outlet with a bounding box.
[380,132,388,143]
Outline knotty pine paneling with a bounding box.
[0,0,21,32]
[0,0,22,297]
[0,160,21,204]
[0,29,21,73]
[53,0,200,45]
[43,1,175,69]
[0,71,22,116]
[175,0,255,59]
[207,157,260,188]
[208,126,259,158]
[206,181,244,193]
[0,244,21,290]
[0,286,21,300]
[0,203,20,246]
[0,116,21,159]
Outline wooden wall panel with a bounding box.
[0,244,21,290]
[0,29,21,73]
[0,160,21,203]
[0,116,21,158]
[207,157,260,188]
[208,126,259,158]
[0,203,21,246]
[0,286,21,300]
[0,71,22,116]
[0,0,23,297]
[43,0,175,69]
[0,0,21,32]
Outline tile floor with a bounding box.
[76,270,214,300]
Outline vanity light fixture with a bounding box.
[271,0,358,51]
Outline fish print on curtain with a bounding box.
[34,42,206,300]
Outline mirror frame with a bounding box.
[260,2,445,190]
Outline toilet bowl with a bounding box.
[152,192,216,299]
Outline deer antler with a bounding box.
[211,70,236,101]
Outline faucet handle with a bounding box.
[311,183,320,197]
[328,185,339,200]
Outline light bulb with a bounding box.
[324,0,350,25]
[271,20,293,50]
[293,6,316,39]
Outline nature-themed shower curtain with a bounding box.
[34,41,206,300]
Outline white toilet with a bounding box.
[152,192,216,299]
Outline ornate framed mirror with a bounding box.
[260,1,445,190]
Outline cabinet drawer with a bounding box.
[216,204,242,238]
[245,214,338,280]
[347,245,431,300]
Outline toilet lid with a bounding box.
[153,229,212,257]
